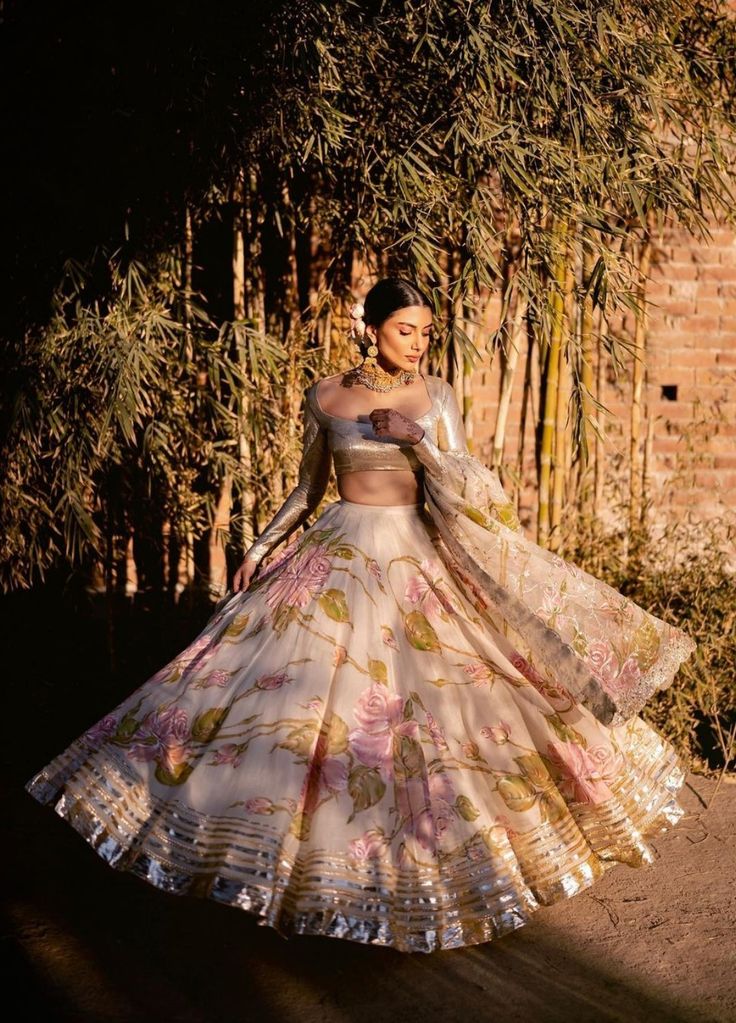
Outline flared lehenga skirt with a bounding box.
[25,497,689,953]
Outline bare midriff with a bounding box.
[336,469,424,506]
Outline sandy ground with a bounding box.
[4,768,734,1023]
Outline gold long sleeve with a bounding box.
[410,379,471,474]
[244,391,331,567]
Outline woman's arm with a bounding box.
[409,380,470,480]
[244,389,331,567]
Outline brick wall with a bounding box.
[470,222,736,540]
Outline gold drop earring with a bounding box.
[364,332,379,370]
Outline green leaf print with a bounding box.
[272,604,300,633]
[368,659,388,685]
[404,610,441,652]
[394,734,424,777]
[333,546,355,559]
[154,761,195,786]
[463,505,491,528]
[538,788,568,825]
[497,775,537,812]
[347,766,386,821]
[455,794,480,821]
[326,713,349,755]
[319,588,350,623]
[222,611,251,639]
[191,707,230,744]
[278,722,319,758]
[110,701,143,745]
[631,619,661,672]
[571,628,589,657]
[403,698,413,720]
[495,502,521,530]
[289,810,311,840]
[544,713,588,748]
[514,753,553,788]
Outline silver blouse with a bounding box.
[244,374,469,566]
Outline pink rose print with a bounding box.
[381,626,399,650]
[348,828,390,863]
[321,756,348,793]
[461,741,481,760]
[257,537,301,579]
[463,661,495,686]
[243,797,274,814]
[211,743,244,768]
[127,705,192,773]
[546,740,615,804]
[586,640,618,684]
[603,654,642,699]
[509,651,547,687]
[425,710,449,750]
[585,641,643,699]
[333,645,348,667]
[265,543,332,610]
[348,683,420,781]
[255,670,291,691]
[296,717,350,820]
[367,559,382,582]
[480,721,512,744]
[404,558,456,619]
[82,715,118,747]
[199,669,232,688]
[396,771,458,855]
[508,652,572,703]
[586,743,625,783]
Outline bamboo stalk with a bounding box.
[538,217,568,547]
[579,236,595,514]
[548,255,573,556]
[494,293,526,470]
[516,310,535,525]
[233,168,254,557]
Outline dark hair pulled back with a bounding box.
[363,277,433,332]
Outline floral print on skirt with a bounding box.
[25,498,689,953]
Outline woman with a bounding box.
[25,277,696,953]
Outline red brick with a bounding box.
[666,264,698,282]
[647,281,671,299]
[699,265,736,282]
[695,299,726,315]
[693,470,721,486]
[696,282,723,298]
[661,301,697,316]
[716,351,736,366]
[714,455,736,469]
[652,437,688,454]
[660,351,703,368]
[687,315,720,331]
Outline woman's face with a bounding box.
[366,305,433,372]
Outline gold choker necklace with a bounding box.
[352,360,417,391]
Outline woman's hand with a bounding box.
[369,408,425,445]
[232,556,260,593]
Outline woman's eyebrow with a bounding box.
[397,321,432,328]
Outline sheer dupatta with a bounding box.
[411,379,696,728]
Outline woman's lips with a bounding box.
[406,355,420,362]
